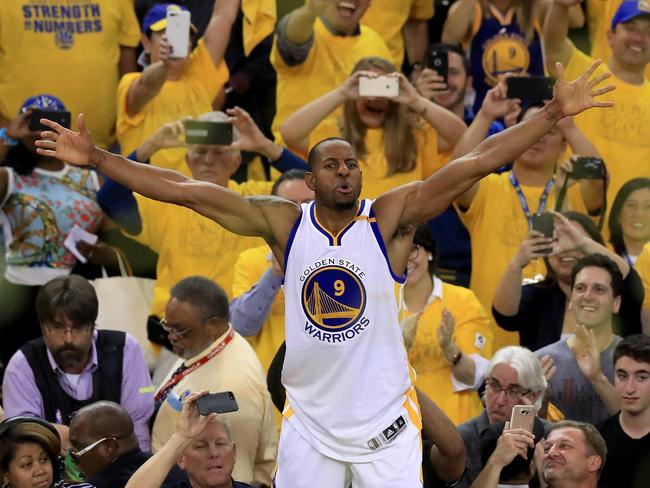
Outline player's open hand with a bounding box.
[554,60,615,117]
[35,113,95,167]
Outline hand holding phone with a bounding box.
[195,391,239,415]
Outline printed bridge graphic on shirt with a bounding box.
[306,282,360,321]
[301,265,367,332]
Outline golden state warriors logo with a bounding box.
[300,262,371,342]
[482,33,530,86]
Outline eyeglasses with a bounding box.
[67,437,115,461]
[160,317,193,338]
[45,322,93,336]
[160,315,222,338]
[485,378,531,399]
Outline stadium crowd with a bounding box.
[0,1,649,487]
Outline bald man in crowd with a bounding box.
[68,402,186,488]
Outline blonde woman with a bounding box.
[280,56,466,198]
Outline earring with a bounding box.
[428,254,433,262]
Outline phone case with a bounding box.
[506,77,555,101]
[28,110,71,132]
[183,120,233,145]
[510,405,535,432]
[427,51,448,82]
[196,392,239,415]
[358,76,399,98]
[531,212,554,238]
[166,9,191,58]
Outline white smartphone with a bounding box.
[358,76,399,98]
[510,405,535,433]
[166,8,191,58]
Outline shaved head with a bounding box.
[71,401,134,437]
[307,137,351,170]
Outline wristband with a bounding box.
[0,127,18,146]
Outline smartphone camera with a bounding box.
[570,157,605,180]
[358,76,400,98]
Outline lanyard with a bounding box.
[155,327,235,402]
[508,172,554,228]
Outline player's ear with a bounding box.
[305,171,316,191]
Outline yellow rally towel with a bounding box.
[242,0,276,56]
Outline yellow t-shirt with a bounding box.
[635,242,650,310]
[0,0,140,149]
[232,245,286,372]
[361,0,435,67]
[308,119,438,199]
[457,171,587,350]
[566,48,650,220]
[241,0,276,56]
[152,329,277,485]
[232,244,286,430]
[128,179,272,317]
[587,0,650,80]
[271,17,391,141]
[406,280,493,425]
[116,39,230,174]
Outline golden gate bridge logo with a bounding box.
[301,266,366,331]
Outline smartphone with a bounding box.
[571,156,606,180]
[29,109,71,132]
[183,120,233,145]
[510,405,535,432]
[358,76,399,98]
[195,391,239,415]
[426,50,448,84]
[166,8,191,58]
[531,212,554,255]
[506,76,555,102]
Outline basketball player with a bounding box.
[36,63,613,487]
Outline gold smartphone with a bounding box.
[510,405,535,432]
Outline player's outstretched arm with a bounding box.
[36,114,299,243]
[374,60,615,232]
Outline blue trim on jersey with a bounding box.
[368,205,407,284]
[335,199,365,246]
[309,203,334,245]
[309,200,366,247]
[281,209,303,286]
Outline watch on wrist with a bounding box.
[450,350,463,367]
[0,127,18,146]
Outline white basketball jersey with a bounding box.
[282,199,419,461]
